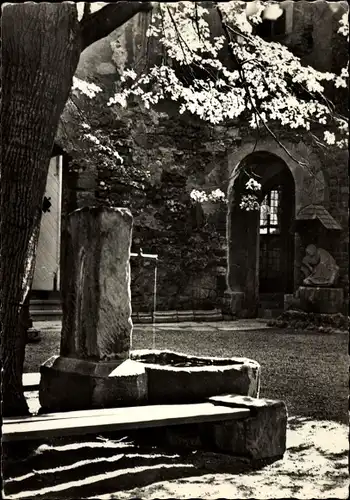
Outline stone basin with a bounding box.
[39,349,260,412]
[130,349,261,404]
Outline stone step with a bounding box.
[259,302,282,308]
[29,309,63,321]
[30,299,63,321]
[30,299,62,309]
[29,306,223,324]
[257,308,283,319]
[133,310,223,323]
[259,294,284,308]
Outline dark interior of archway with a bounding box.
[231,152,296,309]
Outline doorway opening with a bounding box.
[259,172,295,295]
[228,151,295,316]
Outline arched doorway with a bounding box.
[227,151,295,316]
[259,165,295,295]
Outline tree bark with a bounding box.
[1,1,152,417]
[0,3,81,416]
[80,2,152,51]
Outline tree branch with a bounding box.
[82,2,92,23]
[80,1,153,52]
[215,3,309,169]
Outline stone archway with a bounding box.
[227,140,328,212]
[226,141,327,317]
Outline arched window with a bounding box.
[259,188,281,235]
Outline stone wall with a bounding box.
[318,148,349,301]
[61,1,348,314]
[61,102,238,311]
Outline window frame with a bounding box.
[259,188,281,235]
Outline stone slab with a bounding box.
[298,286,344,314]
[3,403,250,442]
[39,356,147,412]
[208,394,287,461]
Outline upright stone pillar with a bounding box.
[39,207,147,412]
[61,206,132,361]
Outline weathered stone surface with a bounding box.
[39,356,147,412]
[92,359,148,408]
[208,394,287,461]
[268,309,348,332]
[298,286,344,314]
[189,450,256,472]
[130,349,260,404]
[61,206,133,361]
[39,356,94,411]
[224,291,245,315]
[39,207,136,412]
[56,2,348,316]
[283,293,296,311]
[144,395,286,466]
[301,245,339,287]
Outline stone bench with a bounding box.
[3,394,287,466]
[154,394,287,464]
[2,402,249,442]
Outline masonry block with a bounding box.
[39,356,148,412]
[223,291,245,315]
[208,394,287,462]
[298,286,344,314]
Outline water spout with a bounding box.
[130,248,159,350]
[131,248,158,261]
[153,263,157,349]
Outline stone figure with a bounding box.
[301,244,339,287]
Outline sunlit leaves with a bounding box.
[72,77,102,98]
[190,188,227,203]
[108,1,348,150]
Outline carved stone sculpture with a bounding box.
[301,244,339,287]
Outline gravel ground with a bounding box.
[8,324,348,499]
[3,417,348,499]
[24,325,348,423]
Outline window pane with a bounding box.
[259,188,281,234]
[270,190,279,226]
[260,195,269,226]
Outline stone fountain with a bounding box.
[37,206,287,466]
[39,206,260,412]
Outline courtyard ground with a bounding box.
[4,320,348,499]
[25,320,348,423]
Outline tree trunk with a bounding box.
[0,1,152,417]
[0,3,81,416]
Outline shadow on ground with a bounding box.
[3,417,348,500]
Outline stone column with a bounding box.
[60,206,132,361]
[228,204,260,318]
[39,207,147,412]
